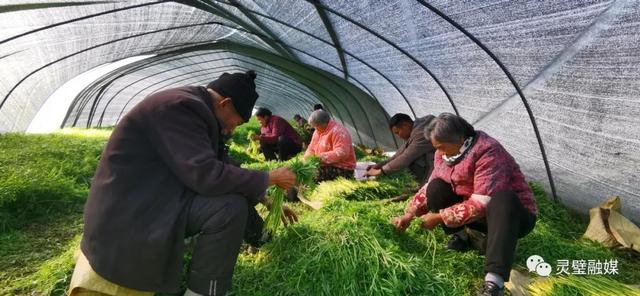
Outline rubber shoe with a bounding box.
[446,233,470,252]
[479,281,504,296]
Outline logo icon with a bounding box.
[527,255,552,277]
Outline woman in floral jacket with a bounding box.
[392,113,537,296]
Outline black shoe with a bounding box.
[446,233,470,252]
[479,281,504,296]
[286,187,299,202]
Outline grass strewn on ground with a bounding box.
[1,126,639,295]
[0,129,109,294]
[0,129,108,233]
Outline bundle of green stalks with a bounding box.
[308,170,417,203]
[527,276,640,296]
[246,156,320,233]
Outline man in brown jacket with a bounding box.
[80,70,297,295]
[365,113,436,185]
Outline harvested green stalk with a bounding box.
[264,157,320,233]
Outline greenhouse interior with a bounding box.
[0,0,639,295]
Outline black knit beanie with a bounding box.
[206,70,259,121]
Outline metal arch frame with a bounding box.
[416,1,558,202]
[108,65,346,131]
[31,19,385,144]
[0,2,397,147]
[59,29,392,147]
[210,0,409,119]
[182,0,296,60]
[68,48,365,145]
[116,48,367,144]
[112,66,311,124]
[72,54,357,144]
[0,1,167,45]
[0,0,393,144]
[95,55,322,127]
[106,67,242,126]
[71,51,221,127]
[195,2,397,146]
[85,52,322,127]
[311,0,349,80]
[0,21,239,110]
[0,2,115,14]
[300,0,459,117]
[58,38,372,146]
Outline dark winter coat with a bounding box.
[81,86,268,292]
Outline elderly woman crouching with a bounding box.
[391,113,537,296]
[304,110,357,182]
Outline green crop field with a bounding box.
[1,123,638,295]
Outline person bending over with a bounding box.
[304,110,357,182]
[392,113,537,296]
[252,107,303,161]
[365,113,435,185]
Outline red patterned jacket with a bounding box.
[408,131,537,228]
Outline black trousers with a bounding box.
[426,178,536,280]
[260,135,302,161]
[185,195,249,296]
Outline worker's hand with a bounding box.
[281,205,299,226]
[365,164,377,171]
[365,167,382,177]
[420,212,443,230]
[391,213,414,233]
[268,167,296,189]
[251,134,260,141]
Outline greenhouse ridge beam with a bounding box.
[416,0,558,202]
[311,0,349,80]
